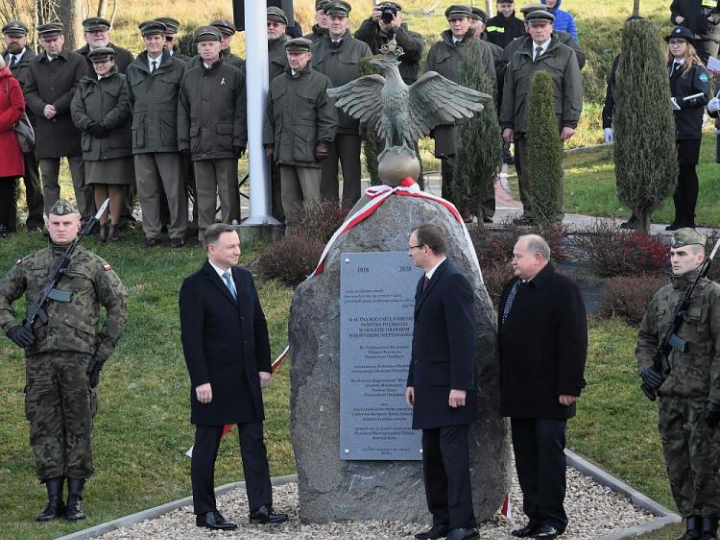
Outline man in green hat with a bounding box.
[155,17,190,63]
[0,198,127,522]
[75,17,134,73]
[637,228,720,540]
[304,0,330,43]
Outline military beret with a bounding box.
[671,228,706,249]
[155,17,180,33]
[82,17,111,31]
[138,20,167,36]
[445,5,472,19]
[520,4,548,15]
[285,37,313,52]
[210,19,236,36]
[324,1,352,16]
[526,10,555,23]
[2,21,28,36]
[88,46,115,62]
[49,198,78,216]
[267,6,289,26]
[37,22,64,38]
[196,25,222,42]
[471,7,488,23]
[665,25,694,42]
[315,0,330,11]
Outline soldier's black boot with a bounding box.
[66,478,86,521]
[701,517,719,540]
[36,477,65,521]
[677,516,702,540]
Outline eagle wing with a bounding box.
[407,71,491,141]
[326,74,388,138]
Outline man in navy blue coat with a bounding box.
[498,234,587,539]
[405,224,478,540]
[179,224,287,530]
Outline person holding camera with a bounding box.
[670,0,720,64]
[355,2,425,84]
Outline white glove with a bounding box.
[708,97,720,113]
[603,128,614,144]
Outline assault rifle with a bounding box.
[23,199,110,333]
[642,237,720,400]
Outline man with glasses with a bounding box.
[156,17,191,63]
[75,17,134,74]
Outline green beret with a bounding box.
[2,21,28,36]
[88,46,115,62]
[324,1,352,16]
[471,7,488,22]
[520,4,548,16]
[138,20,167,36]
[37,22,64,38]
[267,6,289,26]
[155,17,180,33]
[526,10,555,23]
[82,17,111,31]
[196,26,222,42]
[315,0,330,10]
[671,228,706,249]
[49,198,78,216]
[445,5,472,19]
[210,19,236,36]
[285,37,313,52]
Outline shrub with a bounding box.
[481,260,512,311]
[299,199,351,244]
[471,220,567,267]
[257,232,324,287]
[597,275,667,325]
[571,220,668,277]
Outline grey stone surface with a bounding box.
[289,193,511,524]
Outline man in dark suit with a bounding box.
[179,223,287,530]
[498,234,587,539]
[405,224,478,540]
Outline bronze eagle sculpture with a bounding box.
[326,40,491,152]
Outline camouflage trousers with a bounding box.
[25,352,97,481]
[659,396,720,517]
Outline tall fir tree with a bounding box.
[527,70,563,225]
[614,19,677,232]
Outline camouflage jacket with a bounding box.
[636,270,720,402]
[0,243,128,360]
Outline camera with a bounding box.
[377,3,399,25]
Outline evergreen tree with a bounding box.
[527,70,563,225]
[614,18,677,232]
[454,40,501,220]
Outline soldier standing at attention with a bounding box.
[636,229,720,540]
[305,0,330,43]
[0,198,127,522]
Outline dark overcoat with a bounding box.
[179,261,271,425]
[407,259,477,430]
[4,47,37,122]
[497,263,587,420]
[268,36,288,83]
[24,49,88,158]
[75,42,135,74]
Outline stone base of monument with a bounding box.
[235,222,284,243]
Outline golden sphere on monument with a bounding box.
[378,146,421,187]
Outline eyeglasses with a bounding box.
[408,244,424,251]
[165,35,174,42]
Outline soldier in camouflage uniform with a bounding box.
[0,198,127,522]
[636,228,720,540]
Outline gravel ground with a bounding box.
[96,465,656,540]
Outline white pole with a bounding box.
[242,0,280,226]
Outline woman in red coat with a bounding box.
[0,57,25,238]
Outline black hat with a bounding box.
[498,0,514,3]
[155,17,180,33]
[138,20,167,36]
[82,17,111,31]
[471,7,488,23]
[315,0,330,10]
[520,4,548,16]
[37,22,64,38]
[445,5,472,19]
[195,25,222,42]
[88,46,115,62]
[379,2,402,9]
[665,25,694,42]
[324,1,352,16]
[210,19,236,36]
[267,7,289,26]
[526,10,555,23]
[2,21,28,36]
[285,37,313,53]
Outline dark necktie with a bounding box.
[151,60,157,73]
[502,281,521,325]
[422,276,430,291]
[9,55,18,67]
[535,46,543,62]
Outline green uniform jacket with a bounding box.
[636,271,720,403]
[0,244,128,360]
[178,59,247,161]
[268,36,289,83]
[311,31,373,135]
[71,70,132,161]
[501,31,586,71]
[354,20,425,84]
[263,65,337,168]
[500,37,583,136]
[304,24,327,44]
[189,50,245,72]
[76,42,134,74]
[126,50,188,153]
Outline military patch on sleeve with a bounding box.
[103,264,113,271]
[700,72,710,82]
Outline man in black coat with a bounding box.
[405,224,478,540]
[498,234,587,539]
[179,223,287,530]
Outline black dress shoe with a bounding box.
[512,523,539,538]
[533,524,560,539]
[196,510,238,530]
[141,238,162,249]
[249,505,288,524]
[415,524,451,540]
[170,238,185,249]
[446,528,479,540]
